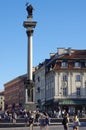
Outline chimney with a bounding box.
[68,47,71,55]
[57,48,65,55]
[50,53,55,58]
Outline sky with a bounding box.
[0,0,86,91]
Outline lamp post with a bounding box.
[23,3,37,109]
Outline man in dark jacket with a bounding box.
[29,115,34,130]
[62,111,69,130]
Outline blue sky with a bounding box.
[0,0,86,91]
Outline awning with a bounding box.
[59,99,86,105]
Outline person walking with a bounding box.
[12,112,17,124]
[39,114,46,130]
[72,114,80,130]
[29,115,34,130]
[35,111,40,125]
[24,111,29,127]
[45,114,50,130]
[62,111,69,130]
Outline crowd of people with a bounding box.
[23,110,50,130]
[0,109,50,130]
[0,108,81,130]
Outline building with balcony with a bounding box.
[34,48,86,114]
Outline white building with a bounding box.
[34,63,46,110]
[34,48,86,115]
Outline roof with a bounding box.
[58,50,86,60]
[0,91,4,96]
[51,49,86,71]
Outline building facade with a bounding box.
[34,48,86,115]
[34,64,46,110]
[4,75,26,111]
[4,67,36,111]
[0,91,4,112]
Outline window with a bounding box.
[37,99,41,104]
[77,88,81,96]
[84,81,86,95]
[63,87,67,96]
[61,62,68,68]
[85,62,86,67]
[74,62,81,68]
[76,75,81,81]
[37,76,40,82]
[85,81,86,87]
[63,75,67,81]
[37,87,40,93]
[50,64,53,71]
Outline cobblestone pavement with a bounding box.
[0,125,86,130]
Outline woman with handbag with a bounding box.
[72,114,80,130]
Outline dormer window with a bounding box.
[74,62,81,68]
[61,61,68,68]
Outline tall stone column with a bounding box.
[23,4,37,109]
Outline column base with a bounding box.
[24,102,36,111]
